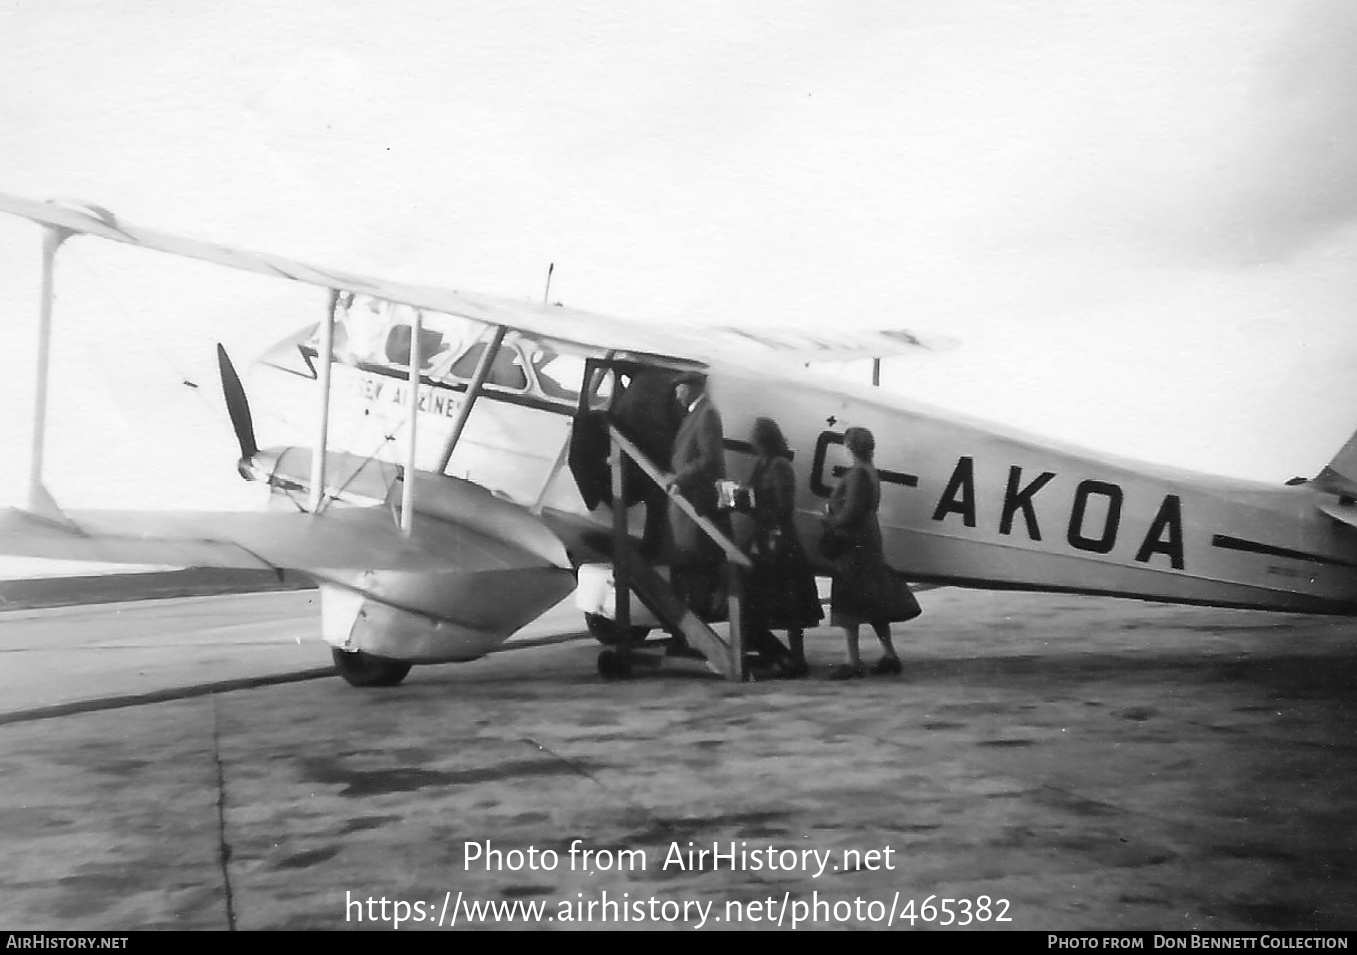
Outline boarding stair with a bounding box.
[599,425,793,682]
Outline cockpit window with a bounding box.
[329,294,389,366]
[328,295,466,373]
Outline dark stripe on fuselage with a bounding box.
[808,430,917,496]
[724,439,795,462]
[899,571,1357,616]
[1210,534,1357,569]
[832,464,918,488]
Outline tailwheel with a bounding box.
[331,648,413,687]
[597,649,633,679]
[584,613,651,646]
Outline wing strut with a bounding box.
[27,225,73,515]
[307,288,339,513]
[400,308,424,536]
[532,432,573,516]
[435,326,507,474]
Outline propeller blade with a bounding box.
[216,343,259,460]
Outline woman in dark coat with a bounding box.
[823,426,918,679]
[745,418,822,676]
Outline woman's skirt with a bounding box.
[830,561,921,628]
[746,550,823,630]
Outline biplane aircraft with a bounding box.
[2,193,1356,687]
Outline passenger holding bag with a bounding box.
[822,426,920,679]
[666,373,730,621]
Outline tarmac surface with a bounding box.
[0,584,1355,931]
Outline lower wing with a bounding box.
[0,491,570,577]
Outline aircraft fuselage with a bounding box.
[254,327,1357,622]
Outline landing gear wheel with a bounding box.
[331,648,413,687]
[597,649,633,679]
[584,613,651,646]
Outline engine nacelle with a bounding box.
[320,565,576,663]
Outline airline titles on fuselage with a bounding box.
[342,370,465,419]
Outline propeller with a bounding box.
[216,343,259,464]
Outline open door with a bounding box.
[568,359,685,511]
[568,359,613,511]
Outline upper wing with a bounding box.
[0,193,698,366]
[674,324,958,362]
[0,192,944,367]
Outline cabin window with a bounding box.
[384,323,449,370]
[448,341,529,391]
[323,295,612,407]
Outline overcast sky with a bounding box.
[1,0,1356,514]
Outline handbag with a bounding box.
[716,480,754,512]
[753,526,790,563]
[817,526,845,560]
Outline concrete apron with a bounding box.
[1,589,1354,930]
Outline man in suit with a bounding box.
[666,372,730,618]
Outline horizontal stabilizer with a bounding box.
[1318,501,1357,533]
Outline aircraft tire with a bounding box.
[331,648,413,687]
[584,613,651,646]
[597,649,632,679]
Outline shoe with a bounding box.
[827,663,864,680]
[871,656,902,676]
[783,660,811,679]
[745,661,779,682]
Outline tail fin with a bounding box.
[1309,429,1357,498]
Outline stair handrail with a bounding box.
[607,424,751,570]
